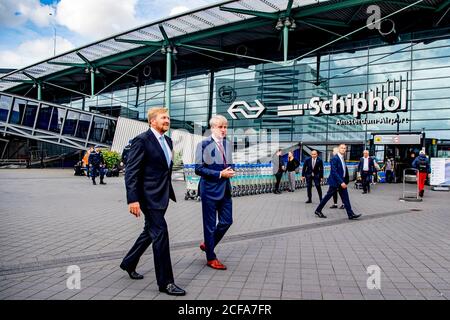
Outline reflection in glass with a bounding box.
[22,102,38,127]
[0,95,13,121]
[90,116,106,143]
[76,114,92,139]
[36,105,52,130]
[10,98,26,124]
[62,110,79,135]
[103,119,116,144]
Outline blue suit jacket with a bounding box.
[357,157,375,175]
[327,154,350,188]
[195,136,233,201]
[302,157,324,179]
[125,129,176,210]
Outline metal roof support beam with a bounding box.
[7,46,158,93]
[298,20,351,39]
[294,0,380,19]
[292,0,425,62]
[159,24,172,46]
[179,43,279,65]
[219,6,278,19]
[76,52,94,68]
[47,62,86,67]
[42,80,92,98]
[0,79,34,84]
[386,1,435,10]
[176,19,270,45]
[114,38,161,47]
[95,48,160,96]
[303,18,348,28]
[436,0,450,12]
[286,0,294,17]
[22,72,42,100]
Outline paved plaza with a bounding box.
[0,169,449,300]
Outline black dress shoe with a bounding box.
[305,200,312,203]
[330,204,338,209]
[314,211,327,218]
[159,283,186,296]
[349,214,362,220]
[339,205,345,209]
[362,191,367,194]
[120,264,144,280]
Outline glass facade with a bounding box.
[62,27,450,158]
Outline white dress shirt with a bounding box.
[151,127,172,163]
[211,134,227,178]
[338,153,346,177]
[363,157,369,171]
[312,158,316,176]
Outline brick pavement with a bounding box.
[0,169,449,300]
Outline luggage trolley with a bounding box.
[184,164,201,201]
[400,168,422,202]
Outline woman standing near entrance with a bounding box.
[383,158,395,183]
[286,151,300,192]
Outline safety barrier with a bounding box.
[183,163,358,200]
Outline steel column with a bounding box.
[165,51,172,110]
[283,25,289,62]
[37,83,42,100]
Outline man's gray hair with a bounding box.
[209,114,228,128]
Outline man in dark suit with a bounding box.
[315,144,361,220]
[120,107,185,296]
[357,150,376,194]
[302,150,323,203]
[195,114,234,270]
[272,149,285,194]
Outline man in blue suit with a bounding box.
[195,114,234,270]
[357,150,376,194]
[315,144,361,220]
[302,150,324,203]
[120,107,185,296]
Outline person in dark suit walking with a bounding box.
[120,107,185,296]
[195,114,234,270]
[272,149,285,194]
[315,144,361,220]
[357,150,376,194]
[302,150,323,203]
[88,146,106,185]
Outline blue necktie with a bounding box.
[159,136,171,166]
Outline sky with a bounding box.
[0,0,218,69]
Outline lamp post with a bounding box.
[49,11,56,56]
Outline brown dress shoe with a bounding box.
[207,259,227,270]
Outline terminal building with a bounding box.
[1,0,450,171]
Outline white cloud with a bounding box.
[0,36,75,68]
[170,6,190,16]
[0,0,53,28]
[55,0,143,39]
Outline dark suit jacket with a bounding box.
[125,129,176,210]
[195,136,233,201]
[357,157,375,175]
[302,157,324,179]
[327,154,350,187]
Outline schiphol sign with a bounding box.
[277,78,407,119]
[227,78,408,124]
